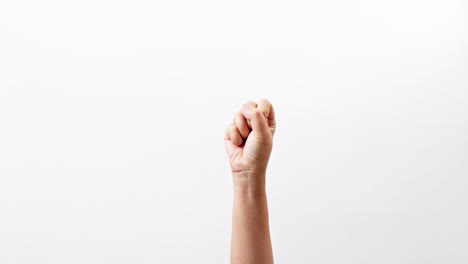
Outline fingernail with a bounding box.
[242,104,252,110]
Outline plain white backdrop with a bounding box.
[0,0,467,263]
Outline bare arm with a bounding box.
[231,171,273,263]
[224,99,276,264]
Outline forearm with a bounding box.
[231,171,274,264]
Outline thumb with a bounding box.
[241,104,270,141]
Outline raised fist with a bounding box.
[224,99,276,177]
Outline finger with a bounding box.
[269,104,276,136]
[257,98,271,119]
[241,101,257,129]
[233,111,250,139]
[258,98,276,128]
[241,105,270,140]
[228,123,243,146]
[224,124,231,140]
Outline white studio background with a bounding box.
[0,0,467,263]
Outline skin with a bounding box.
[224,98,276,264]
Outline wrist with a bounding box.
[232,170,266,196]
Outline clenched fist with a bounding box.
[224,99,276,183]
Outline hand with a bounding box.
[224,99,276,179]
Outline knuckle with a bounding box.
[250,108,262,116]
[229,124,238,132]
[234,111,242,121]
[259,98,271,105]
[242,101,257,108]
